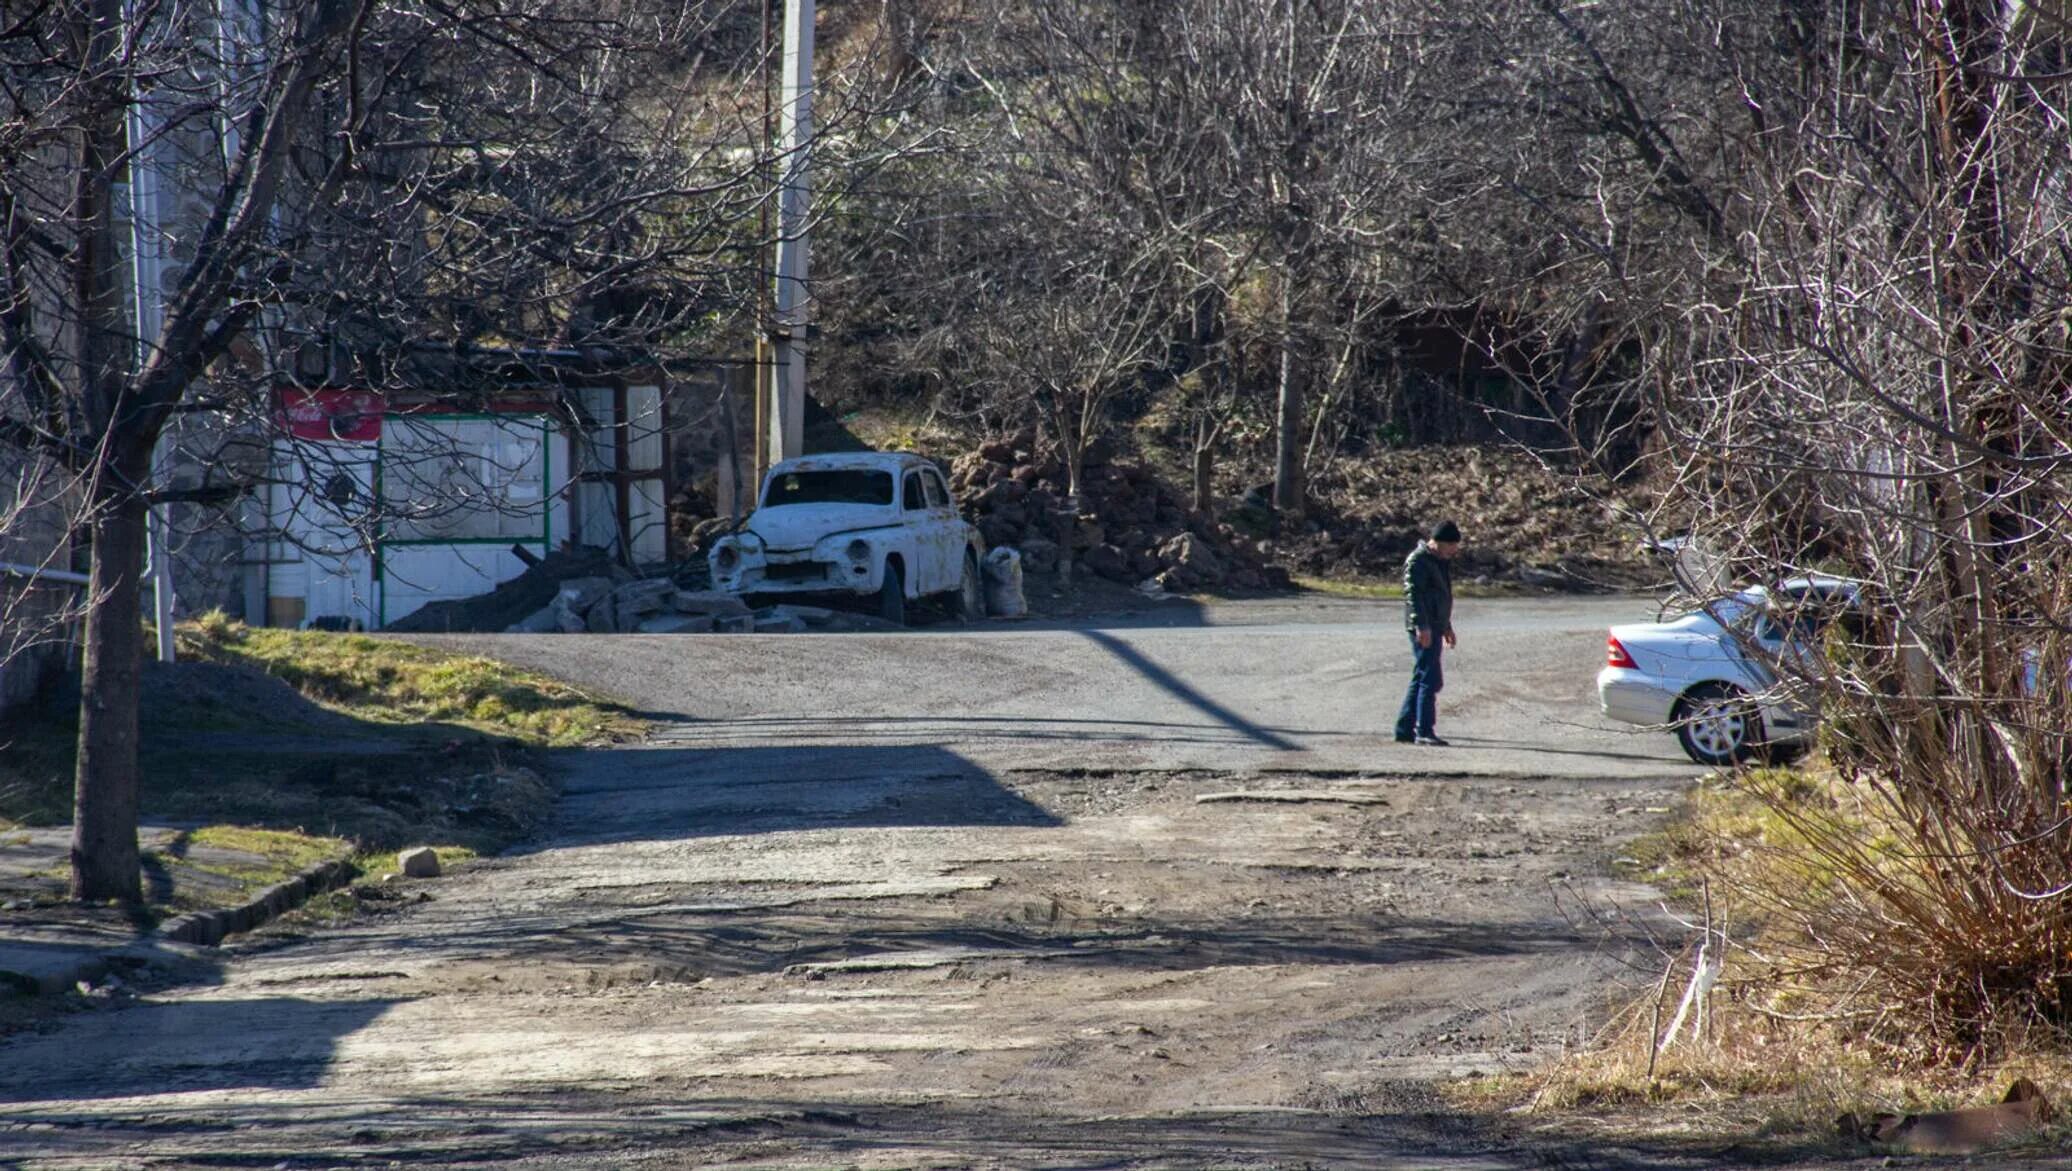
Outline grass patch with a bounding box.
[138,825,355,914]
[1,618,622,914]
[366,843,478,877]
[832,403,959,455]
[187,825,345,873]
[1293,574,1402,600]
[180,614,641,746]
[1607,767,1816,903]
[1292,573,1515,601]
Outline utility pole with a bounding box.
[125,6,175,664]
[752,0,774,491]
[769,0,813,466]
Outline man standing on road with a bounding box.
[1395,520,1461,746]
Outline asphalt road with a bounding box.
[0,595,1798,1170]
[417,593,1698,784]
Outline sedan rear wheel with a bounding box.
[1675,682,1763,767]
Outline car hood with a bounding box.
[745,503,899,551]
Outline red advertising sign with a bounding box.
[277,388,384,442]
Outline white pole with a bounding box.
[125,50,176,664]
[770,0,813,464]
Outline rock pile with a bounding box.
[504,577,751,633]
[384,546,620,634]
[948,431,1290,593]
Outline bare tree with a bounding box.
[1451,0,2072,1046]
[0,0,368,900]
[0,0,812,901]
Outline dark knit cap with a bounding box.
[1429,520,1462,543]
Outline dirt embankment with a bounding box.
[949,436,1657,594]
[949,430,1290,593]
[1286,445,1660,590]
[663,408,1660,598]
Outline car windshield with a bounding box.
[761,469,893,508]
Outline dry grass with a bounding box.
[1485,766,2072,1152]
[1466,973,2072,1154]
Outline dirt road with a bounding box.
[2,596,1753,1168]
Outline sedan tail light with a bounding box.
[1606,636,1638,670]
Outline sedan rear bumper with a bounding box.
[1597,667,1678,728]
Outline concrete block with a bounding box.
[505,604,560,633]
[671,590,751,618]
[613,578,676,617]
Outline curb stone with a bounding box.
[3,856,362,998]
[156,857,360,947]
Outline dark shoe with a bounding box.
[1414,734,1450,747]
[1393,733,1415,744]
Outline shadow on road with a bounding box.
[1079,629,1303,751]
[530,743,1063,847]
[646,713,1348,749]
[0,995,397,1103]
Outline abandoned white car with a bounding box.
[1597,576,1862,766]
[708,452,986,625]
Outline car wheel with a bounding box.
[879,562,906,626]
[1674,682,1763,767]
[954,551,985,622]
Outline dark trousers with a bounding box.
[1395,632,1444,739]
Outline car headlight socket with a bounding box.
[716,545,739,572]
[846,539,870,563]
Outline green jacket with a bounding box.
[1402,543,1453,634]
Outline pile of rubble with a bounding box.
[503,576,894,635]
[949,431,1291,593]
[384,547,624,634]
[384,543,888,635]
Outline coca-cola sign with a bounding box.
[277,388,384,442]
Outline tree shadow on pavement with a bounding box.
[0,1088,1849,1169]
[386,908,1645,982]
[645,713,1341,750]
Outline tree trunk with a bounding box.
[1056,443,1084,587]
[1273,272,1306,522]
[68,0,145,903]
[881,0,917,86]
[72,480,148,903]
[1192,427,1214,517]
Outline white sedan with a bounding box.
[1597,576,1859,766]
[708,452,986,626]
